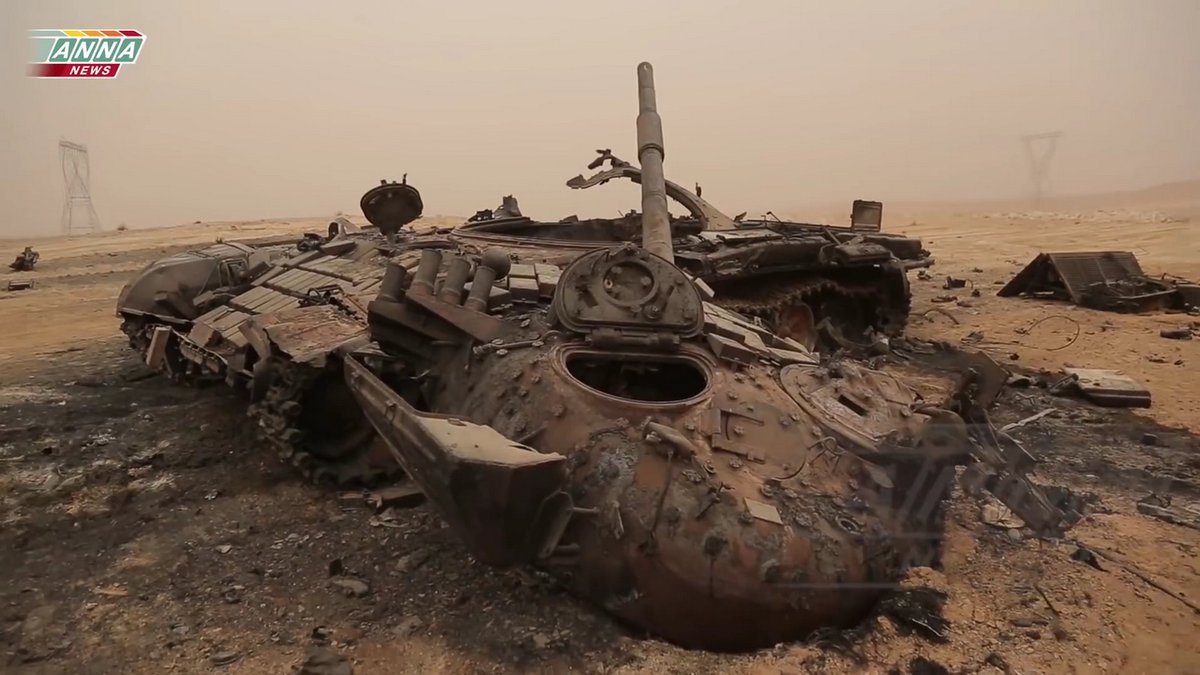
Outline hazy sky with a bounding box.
[2,0,1198,236]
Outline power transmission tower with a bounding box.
[60,139,102,234]
[1020,132,1063,201]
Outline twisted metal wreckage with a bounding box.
[115,63,1072,651]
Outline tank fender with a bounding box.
[343,357,570,565]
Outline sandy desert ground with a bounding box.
[1,191,1198,674]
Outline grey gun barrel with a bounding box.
[636,62,673,261]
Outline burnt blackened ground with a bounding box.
[0,341,637,673]
[2,340,1199,674]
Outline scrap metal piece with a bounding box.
[1136,496,1200,532]
[744,498,784,525]
[850,200,883,232]
[145,325,172,370]
[1059,367,1151,408]
[567,150,737,231]
[998,251,1177,312]
[8,246,38,272]
[1176,284,1200,309]
[367,482,426,511]
[245,305,366,367]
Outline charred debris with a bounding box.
[999,250,1199,314]
[8,246,39,272]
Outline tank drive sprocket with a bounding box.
[247,358,398,487]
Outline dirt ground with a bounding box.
[2,200,1199,674]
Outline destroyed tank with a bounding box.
[9,246,39,272]
[115,63,1064,651]
[115,97,930,488]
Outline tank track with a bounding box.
[247,358,398,488]
[122,317,395,487]
[711,270,911,339]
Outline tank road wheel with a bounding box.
[776,302,817,350]
[248,359,400,487]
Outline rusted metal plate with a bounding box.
[220,327,250,348]
[508,263,537,279]
[1062,367,1151,407]
[1176,284,1200,308]
[257,292,299,314]
[230,286,273,312]
[851,199,883,232]
[268,269,321,293]
[534,264,561,297]
[744,498,784,525]
[780,362,925,451]
[195,305,232,325]
[241,291,278,313]
[508,276,540,301]
[188,321,219,348]
[209,309,250,333]
[706,333,756,365]
[405,291,512,343]
[251,305,366,365]
[145,326,171,370]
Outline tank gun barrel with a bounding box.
[636,62,673,261]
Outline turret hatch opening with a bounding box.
[565,352,708,403]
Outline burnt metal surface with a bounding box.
[999,251,1182,313]
[552,245,703,342]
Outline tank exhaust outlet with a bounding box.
[636,62,673,262]
[437,255,474,305]
[378,262,408,302]
[465,249,511,313]
[410,249,443,297]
